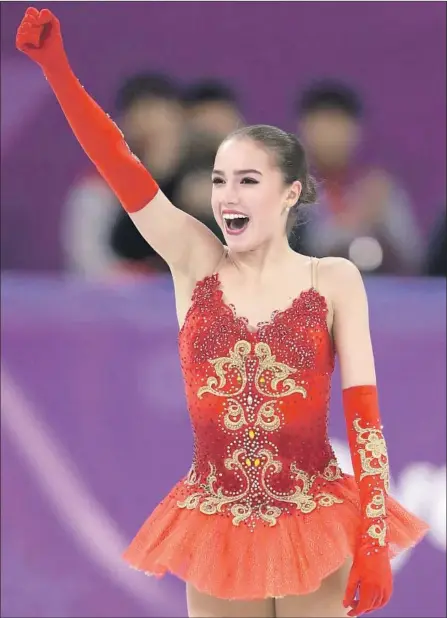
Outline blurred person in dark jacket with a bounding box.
[61,72,185,277]
[295,81,423,275]
[182,80,244,154]
[171,150,225,245]
[425,207,446,277]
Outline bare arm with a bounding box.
[326,257,377,388]
[129,190,224,279]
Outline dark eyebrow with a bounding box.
[212,169,263,176]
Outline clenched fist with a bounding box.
[16,7,66,70]
[343,546,393,616]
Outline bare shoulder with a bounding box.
[318,256,363,283]
[172,244,228,328]
[317,257,367,305]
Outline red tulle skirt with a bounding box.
[123,474,428,600]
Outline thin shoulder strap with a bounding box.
[310,257,319,291]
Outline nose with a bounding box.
[222,182,239,206]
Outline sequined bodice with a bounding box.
[177,273,342,528]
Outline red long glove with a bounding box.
[15,7,158,213]
[342,385,393,616]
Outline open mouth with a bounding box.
[222,212,250,235]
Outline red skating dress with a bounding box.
[123,272,428,600]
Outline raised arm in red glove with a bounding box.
[342,385,393,616]
[15,7,158,212]
[15,7,224,275]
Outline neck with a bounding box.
[226,235,296,281]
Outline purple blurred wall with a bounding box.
[1,2,446,271]
[1,274,446,617]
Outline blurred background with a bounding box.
[1,2,445,617]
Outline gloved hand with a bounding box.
[344,542,393,616]
[16,7,67,74]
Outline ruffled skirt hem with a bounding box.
[122,475,428,600]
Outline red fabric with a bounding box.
[123,274,428,601]
[342,385,393,615]
[16,8,158,213]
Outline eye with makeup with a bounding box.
[211,177,259,185]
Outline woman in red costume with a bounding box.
[16,8,428,617]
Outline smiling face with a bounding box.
[211,137,301,252]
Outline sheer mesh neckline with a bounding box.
[179,272,329,337]
[213,273,326,333]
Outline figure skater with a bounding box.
[16,8,428,617]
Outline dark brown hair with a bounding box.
[222,124,317,236]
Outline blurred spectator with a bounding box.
[425,207,446,277]
[295,80,423,274]
[171,149,225,244]
[182,79,244,154]
[61,73,185,277]
[60,170,121,277]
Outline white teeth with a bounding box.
[223,213,249,220]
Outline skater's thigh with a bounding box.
[275,558,352,618]
[186,583,275,618]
